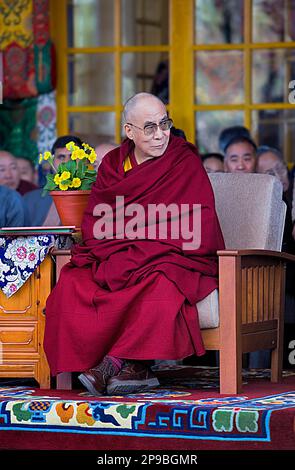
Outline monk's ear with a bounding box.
[124,123,134,140]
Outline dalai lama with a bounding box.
[44,92,225,396]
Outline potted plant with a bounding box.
[39,141,97,228]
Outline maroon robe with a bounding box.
[17,179,38,195]
[44,135,225,375]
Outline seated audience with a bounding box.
[222,134,257,173]
[201,153,224,173]
[16,157,38,186]
[0,185,25,227]
[0,151,38,195]
[252,145,295,368]
[219,125,252,154]
[44,92,225,396]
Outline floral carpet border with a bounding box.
[1,387,295,442]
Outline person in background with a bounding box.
[201,153,224,173]
[252,145,295,368]
[16,157,38,187]
[222,134,257,173]
[150,60,169,104]
[0,185,25,227]
[257,145,290,198]
[24,135,83,226]
[94,142,117,172]
[0,151,38,195]
[219,125,257,173]
[256,144,295,255]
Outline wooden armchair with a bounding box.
[199,173,295,394]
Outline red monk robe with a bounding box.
[44,135,225,375]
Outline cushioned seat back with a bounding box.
[208,173,286,251]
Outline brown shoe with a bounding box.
[106,361,160,395]
[78,356,121,395]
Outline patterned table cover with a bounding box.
[0,235,72,298]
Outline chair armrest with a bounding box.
[217,249,295,263]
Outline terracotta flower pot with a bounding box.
[50,190,91,229]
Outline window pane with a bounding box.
[252,49,295,103]
[196,111,244,153]
[67,0,114,47]
[252,109,295,163]
[69,112,115,144]
[252,0,295,43]
[195,0,244,44]
[195,51,244,104]
[121,0,169,46]
[122,53,169,104]
[68,54,114,106]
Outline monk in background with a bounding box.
[44,92,224,396]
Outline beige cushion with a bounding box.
[208,173,286,251]
[197,289,219,329]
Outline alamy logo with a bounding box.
[288,80,295,104]
[93,196,202,250]
[288,339,295,365]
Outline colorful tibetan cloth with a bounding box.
[36,91,57,155]
[33,0,55,94]
[0,98,38,164]
[0,0,54,99]
[0,1,36,99]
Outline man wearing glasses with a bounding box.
[44,92,224,396]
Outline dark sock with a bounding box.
[105,355,123,372]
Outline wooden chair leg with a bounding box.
[271,263,285,383]
[219,346,242,394]
[219,254,242,394]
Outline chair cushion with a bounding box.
[197,289,219,329]
[208,173,285,251]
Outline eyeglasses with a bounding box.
[126,118,173,136]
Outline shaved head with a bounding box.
[123,92,166,123]
[122,92,170,165]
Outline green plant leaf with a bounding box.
[43,180,58,191]
[80,180,93,190]
[64,159,76,174]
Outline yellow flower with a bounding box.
[65,141,77,152]
[43,151,52,161]
[71,177,82,188]
[77,149,86,160]
[39,153,43,163]
[60,171,71,181]
[71,149,86,160]
[54,174,62,185]
[88,150,97,164]
[59,182,70,191]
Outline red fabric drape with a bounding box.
[44,135,225,375]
